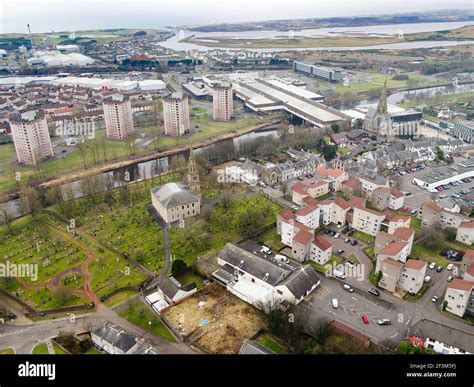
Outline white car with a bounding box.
[331,298,339,309]
[431,296,439,303]
[275,254,290,264]
[428,262,436,270]
[333,269,346,280]
[424,275,432,283]
[260,246,272,255]
[447,263,455,271]
[334,233,340,239]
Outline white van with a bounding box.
[331,298,339,309]
[275,254,290,264]
[260,246,272,255]
[333,269,346,279]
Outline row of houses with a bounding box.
[443,250,474,318]
[418,200,474,245]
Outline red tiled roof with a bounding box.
[278,209,295,221]
[302,196,318,207]
[448,278,474,292]
[294,221,313,233]
[347,195,364,208]
[379,241,408,257]
[384,210,409,223]
[383,258,404,268]
[460,222,474,229]
[291,181,308,195]
[464,250,474,260]
[296,206,317,217]
[404,259,426,271]
[421,200,442,214]
[293,230,313,245]
[354,205,385,218]
[393,227,415,241]
[312,235,331,251]
[334,197,350,210]
[307,180,327,189]
[373,186,390,194]
[343,177,360,190]
[390,187,404,199]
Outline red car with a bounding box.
[361,315,369,324]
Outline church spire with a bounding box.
[186,145,201,199]
[377,78,388,115]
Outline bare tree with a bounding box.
[19,186,42,218]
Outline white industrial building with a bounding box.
[412,159,474,192]
[27,51,95,67]
[0,75,166,92]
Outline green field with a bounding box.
[256,334,288,354]
[119,301,176,342]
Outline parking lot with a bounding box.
[304,276,408,343]
[399,170,474,210]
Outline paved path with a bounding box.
[0,303,195,354]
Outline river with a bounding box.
[158,21,474,52]
[0,125,280,219]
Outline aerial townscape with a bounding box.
[0,1,473,380]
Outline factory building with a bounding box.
[293,61,343,83]
[452,121,474,144]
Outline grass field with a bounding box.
[256,334,288,354]
[0,347,15,354]
[119,301,176,342]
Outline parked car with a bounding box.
[424,275,432,283]
[428,262,436,270]
[431,295,439,302]
[271,184,278,189]
[333,269,346,280]
[361,315,369,324]
[344,261,354,268]
[260,246,272,255]
[331,298,339,309]
[324,230,331,235]
[334,233,340,239]
[377,319,391,326]
[344,238,350,243]
[343,284,354,293]
[447,263,455,271]
[337,249,345,255]
[258,181,266,188]
[368,288,380,297]
[436,265,443,272]
[350,240,358,246]
[347,230,355,236]
[447,276,454,282]
[275,254,290,264]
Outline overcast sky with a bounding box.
[0,0,472,33]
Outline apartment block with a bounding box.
[103,94,134,140]
[10,111,53,165]
[163,92,190,136]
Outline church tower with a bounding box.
[376,78,388,115]
[186,147,201,199]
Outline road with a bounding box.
[0,304,195,354]
[303,271,474,346]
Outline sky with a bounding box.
[0,0,472,33]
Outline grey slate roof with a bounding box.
[219,243,290,286]
[278,266,320,300]
[410,319,474,353]
[151,182,199,208]
[239,340,276,355]
[217,243,320,300]
[92,322,137,353]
